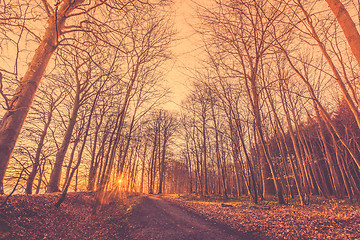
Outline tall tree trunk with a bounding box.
[325,0,360,67]
[87,115,104,191]
[234,119,258,204]
[139,144,147,194]
[56,91,97,207]
[245,75,284,203]
[202,111,208,195]
[47,84,81,193]
[35,159,46,194]
[210,100,227,198]
[63,138,80,190]
[158,138,167,194]
[186,136,193,193]
[25,109,53,194]
[278,81,306,205]
[0,0,85,194]
[299,1,360,134]
[117,106,138,177]
[280,41,360,172]
[149,128,158,194]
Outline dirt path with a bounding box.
[123,195,256,240]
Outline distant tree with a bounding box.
[197,0,286,203]
[157,110,178,194]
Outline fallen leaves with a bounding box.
[165,196,360,239]
[1,193,360,239]
[0,192,136,239]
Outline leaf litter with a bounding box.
[0,192,138,240]
[165,195,360,240]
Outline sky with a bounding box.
[0,0,207,112]
[163,0,207,111]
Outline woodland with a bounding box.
[1,0,360,239]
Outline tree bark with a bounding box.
[325,0,360,67]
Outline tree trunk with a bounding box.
[0,0,85,194]
[158,138,167,194]
[325,0,360,67]
[139,144,147,193]
[245,75,283,202]
[87,115,104,191]
[202,111,208,195]
[278,80,306,205]
[47,85,81,193]
[63,139,80,190]
[25,109,53,194]
[299,1,360,135]
[56,90,97,207]
[210,100,227,198]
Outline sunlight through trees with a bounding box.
[1,0,360,207]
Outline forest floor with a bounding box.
[0,192,139,240]
[164,194,360,240]
[1,192,360,239]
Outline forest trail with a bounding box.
[123,195,255,240]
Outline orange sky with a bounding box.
[0,1,208,112]
[164,0,209,111]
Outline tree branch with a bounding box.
[0,72,10,110]
[41,0,54,17]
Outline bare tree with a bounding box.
[25,84,64,194]
[0,0,93,194]
[0,0,170,194]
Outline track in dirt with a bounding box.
[123,195,258,240]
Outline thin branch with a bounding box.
[0,72,10,110]
[41,0,54,17]
[66,1,107,18]
[1,168,26,206]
